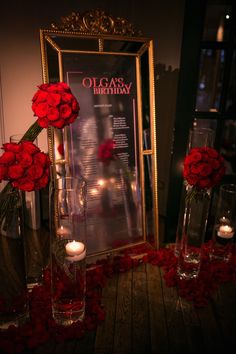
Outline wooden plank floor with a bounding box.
[34,262,236,354]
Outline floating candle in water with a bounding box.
[217,225,234,238]
[65,240,86,262]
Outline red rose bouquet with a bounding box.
[0,82,80,228]
[0,141,51,192]
[183,146,225,200]
[32,83,80,129]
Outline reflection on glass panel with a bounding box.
[226,51,236,112]
[46,42,60,82]
[220,120,236,175]
[203,4,232,42]
[195,49,224,112]
[192,118,217,143]
[143,129,151,150]
[104,40,144,53]
[59,53,143,254]
[52,36,98,51]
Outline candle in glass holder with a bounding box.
[65,240,86,261]
[217,225,234,239]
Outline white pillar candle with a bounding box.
[217,225,234,238]
[65,240,86,262]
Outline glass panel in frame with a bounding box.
[226,51,236,113]
[203,3,232,42]
[220,119,236,175]
[62,52,143,254]
[40,11,159,256]
[195,49,224,112]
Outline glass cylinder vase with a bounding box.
[175,127,214,257]
[209,184,236,262]
[0,188,29,329]
[49,175,87,326]
[176,185,212,279]
[10,133,43,289]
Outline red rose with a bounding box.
[183,155,193,165]
[198,163,212,177]
[198,178,211,188]
[32,90,48,103]
[27,165,44,180]
[17,152,33,168]
[72,98,80,111]
[190,164,201,174]
[33,152,50,167]
[3,142,21,153]
[8,165,24,179]
[33,102,48,118]
[189,151,202,162]
[37,117,49,128]
[21,141,40,155]
[52,119,66,129]
[13,177,35,192]
[62,93,73,103]
[185,174,198,186]
[47,93,61,106]
[0,151,15,165]
[60,104,72,118]
[47,107,59,121]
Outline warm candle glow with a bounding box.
[65,241,86,262]
[65,240,84,256]
[217,225,234,238]
[57,225,71,237]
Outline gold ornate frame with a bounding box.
[40,9,159,255]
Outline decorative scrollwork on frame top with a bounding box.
[51,9,142,36]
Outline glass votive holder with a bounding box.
[210,184,236,262]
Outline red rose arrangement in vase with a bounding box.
[175,146,226,280]
[0,82,80,226]
[183,146,225,200]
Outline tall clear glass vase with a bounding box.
[176,185,212,279]
[49,173,87,326]
[175,127,214,257]
[0,189,29,329]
